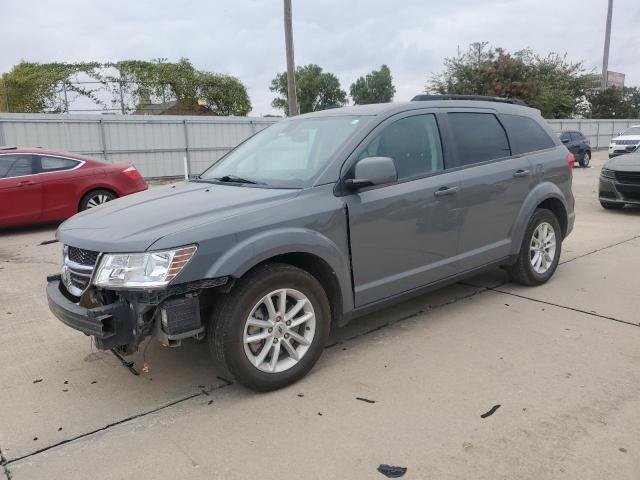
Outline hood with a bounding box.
[612,135,640,142]
[57,181,299,252]
[604,153,640,172]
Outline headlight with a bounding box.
[94,245,197,289]
[601,168,616,179]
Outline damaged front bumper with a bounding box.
[46,274,137,350]
[46,274,228,353]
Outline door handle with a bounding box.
[434,186,459,197]
[513,169,531,178]
[17,180,36,186]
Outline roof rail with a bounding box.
[0,145,18,150]
[411,94,527,106]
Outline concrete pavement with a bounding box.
[1,150,639,479]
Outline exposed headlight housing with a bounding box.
[94,245,197,289]
[601,168,616,179]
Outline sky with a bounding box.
[2,0,640,116]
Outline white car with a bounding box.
[609,125,640,158]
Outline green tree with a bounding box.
[428,42,585,118]
[586,87,640,118]
[349,65,396,105]
[0,61,103,113]
[270,64,347,115]
[106,59,251,115]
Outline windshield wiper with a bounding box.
[214,175,264,185]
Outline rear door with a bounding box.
[0,154,42,227]
[447,111,534,271]
[344,111,462,306]
[569,132,584,157]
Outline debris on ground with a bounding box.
[356,397,376,404]
[480,404,501,418]
[377,464,407,478]
[32,378,43,384]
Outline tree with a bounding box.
[586,86,640,118]
[270,64,347,115]
[428,42,585,118]
[350,65,396,105]
[0,61,103,113]
[106,59,251,115]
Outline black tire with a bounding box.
[209,263,331,392]
[579,151,591,167]
[600,201,624,210]
[79,189,117,211]
[507,208,562,286]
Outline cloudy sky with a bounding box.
[3,0,639,115]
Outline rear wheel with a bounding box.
[600,201,624,210]
[209,263,331,392]
[579,151,591,167]
[80,189,117,211]
[507,208,562,286]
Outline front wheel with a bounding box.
[209,263,331,391]
[507,208,562,286]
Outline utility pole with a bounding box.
[601,0,613,89]
[284,0,298,116]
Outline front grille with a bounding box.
[63,246,100,297]
[68,246,99,266]
[617,185,640,200]
[615,171,640,185]
[615,140,640,146]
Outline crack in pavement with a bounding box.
[485,287,639,328]
[0,446,12,480]
[3,378,234,468]
[560,234,640,265]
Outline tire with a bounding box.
[507,208,562,286]
[579,151,591,167]
[209,263,331,392]
[80,189,117,211]
[600,201,624,210]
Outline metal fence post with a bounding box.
[62,83,69,114]
[596,121,600,149]
[249,120,256,135]
[99,118,108,161]
[0,120,5,145]
[183,119,192,177]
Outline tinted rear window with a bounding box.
[448,113,511,166]
[500,114,555,155]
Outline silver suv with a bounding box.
[47,96,575,391]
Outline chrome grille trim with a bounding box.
[61,246,101,297]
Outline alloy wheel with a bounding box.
[86,194,112,208]
[529,222,556,274]
[243,288,316,373]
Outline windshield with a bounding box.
[621,126,640,136]
[199,116,366,188]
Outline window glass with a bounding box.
[359,114,443,180]
[0,155,33,178]
[199,116,366,188]
[448,113,511,166]
[500,114,556,154]
[569,132,581,142]
[40,156,78,171]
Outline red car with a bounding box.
[0,147,147,228]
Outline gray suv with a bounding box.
[47,97,575,391]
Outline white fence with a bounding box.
[0,113,278,178]
[0,113,637,178]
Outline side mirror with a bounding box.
[561,138,569,144]
[345,156,397,190]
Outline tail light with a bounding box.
[567,152,576,168]
[122,165,142,181]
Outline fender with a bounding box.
[509,182,569,256]
[205,227,354,314]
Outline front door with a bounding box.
[0,154,42,227]
[345,113,462,307]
